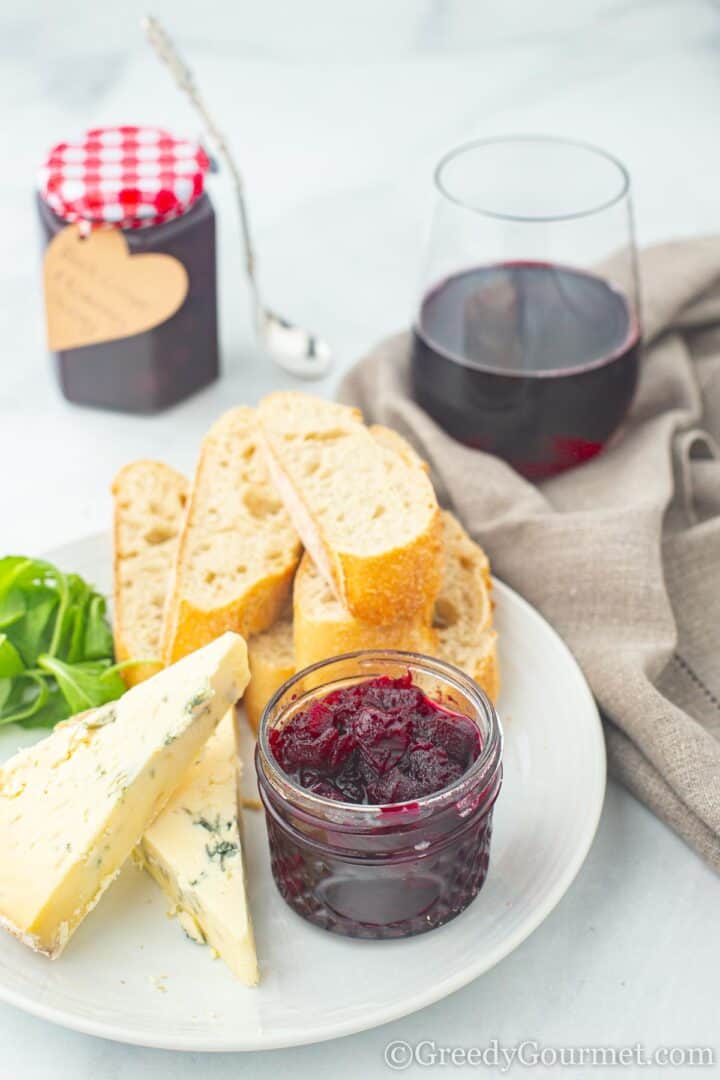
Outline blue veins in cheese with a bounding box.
[0,632,249,958]
[136,711,258,985]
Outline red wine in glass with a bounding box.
[412,136,642,478]
[411,261,640,478]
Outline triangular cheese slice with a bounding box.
[0,632,249,958]
[136,712,258,985]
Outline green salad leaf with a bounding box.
[0,634,24,678]
[37,656,126,716]
[0,678,12,711]
[0,588,25,630]
[0,556,131,728]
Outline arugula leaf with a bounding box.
[57,576,89,663]
[0,555,129,728]
[0,673,48,726]
[0,557,34,594]
[37,656,126,716]
[0,588,25,630]
[0,634,24,678]
[84,594,114,660]
[22,682,74,729]
[10,588,58,667]
[46,565,71,657]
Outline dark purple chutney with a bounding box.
[257,670,502,939]
[269,673,482,805]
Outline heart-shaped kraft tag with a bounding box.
[44,224,189,352]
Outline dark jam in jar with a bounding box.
[268,673,482,805]
[256,653,503,940]
[37,126,219,413]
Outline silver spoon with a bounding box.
[143,15,332,379]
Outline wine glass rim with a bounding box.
[434,134,631,223]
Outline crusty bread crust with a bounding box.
[293,552,437,670]
[162,408,301,665]
[112,417,499,722]
[257,393,443,625]
[434,512,500,704]
[112,460,188,687]
[339,527,442,626]
[293,514,500,704]
[367,425,431,473]
[163,570,295,666]
[470,632,500,704]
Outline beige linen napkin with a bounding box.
[340,239,720,871]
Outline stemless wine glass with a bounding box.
[411,135,641,478]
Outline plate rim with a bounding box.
[0,532,606,1052]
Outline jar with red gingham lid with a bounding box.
[37,125,219,412]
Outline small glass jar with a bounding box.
[255,650,503,940]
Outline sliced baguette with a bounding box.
[256,392,442,624]
[294,509,499,702]
[245,604,295,733]
[293,553,437,670]
[162,407,302,665]
[368,431,497,699]
[291,421,438,672]
[112,460,188,687]
[434,511,500,704]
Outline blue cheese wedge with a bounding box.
[0,632,249,958]
[136,712,259,985]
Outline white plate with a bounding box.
[0,532,605,1052]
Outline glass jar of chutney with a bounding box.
[255,650,503,940]
[37,125,219,413]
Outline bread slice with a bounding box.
[112,460,188,687]
[434,511,500,704]
[293,553,437,671]
[245,605,295,733]
[367,431,497,698]
[162,407,302,665]
[256,392,442,624]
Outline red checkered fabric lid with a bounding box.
[39,126,210,229]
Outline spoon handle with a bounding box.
[142,15,259,301]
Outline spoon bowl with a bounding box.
[259,308,333,379]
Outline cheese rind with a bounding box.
[0,632,249,958]
[136,712,259,985]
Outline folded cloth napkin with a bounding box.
[340,238,720,871]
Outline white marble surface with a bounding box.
[1,0,718,1075]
